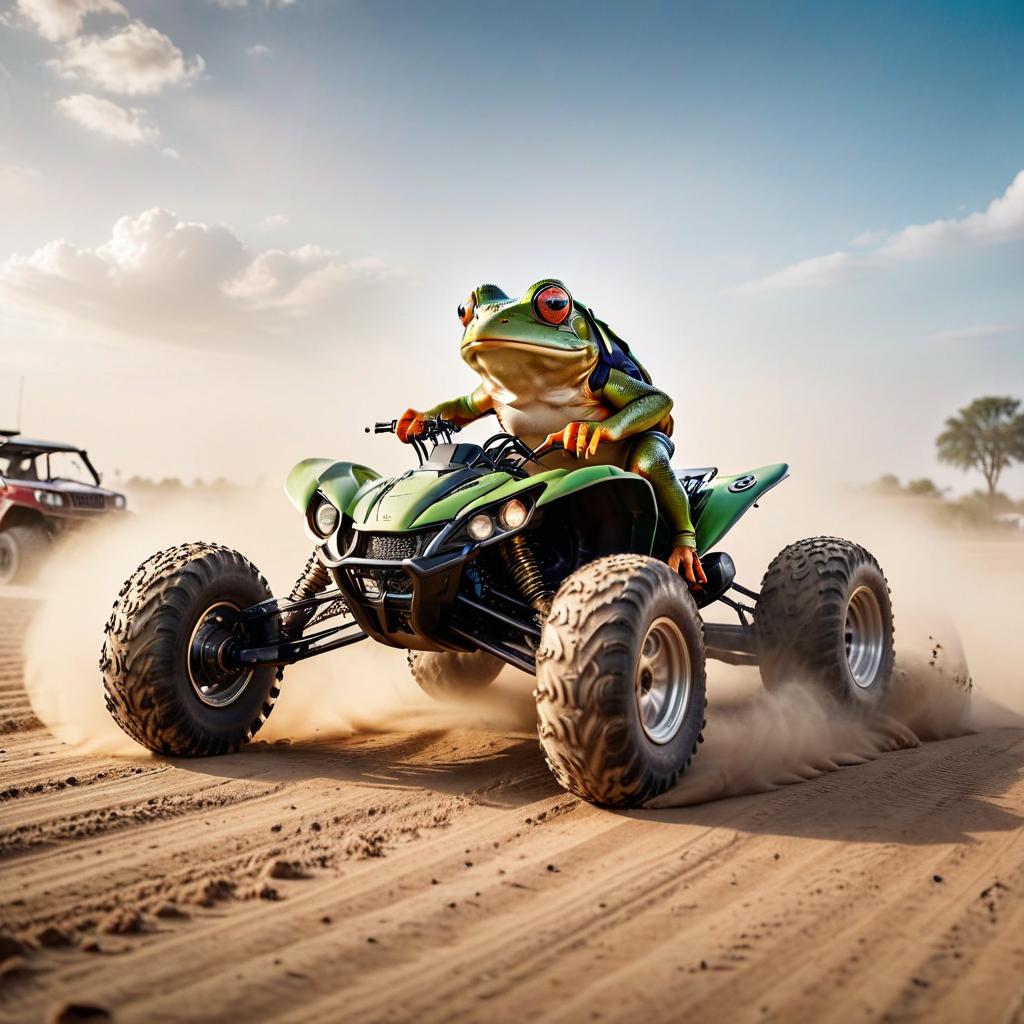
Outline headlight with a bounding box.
[313,498,340,537]
[498,499,528,530]
[34,490,65,508]
[467,513,494,541]
[113,495,126,510]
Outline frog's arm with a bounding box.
[595,369,673,441]
[424,384,494,426]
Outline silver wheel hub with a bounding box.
[187,602,253,707]
[845,586,885,688]
[635,616,692,744]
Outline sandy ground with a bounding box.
[1,580,1023,1024]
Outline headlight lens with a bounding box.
[113,494,126,510]
[313,499,340,536]
[498,499,528,530]
[34,489,65,508]
[467,513,494,541]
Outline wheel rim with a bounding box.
[187,602,253,707]
[635,616,692,744]
[845,586,885,688]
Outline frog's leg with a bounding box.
[627,432,696,551]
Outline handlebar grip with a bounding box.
[373,420,397,434]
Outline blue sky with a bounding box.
[1,0,1022,493]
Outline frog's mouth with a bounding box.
[460,337,590,356]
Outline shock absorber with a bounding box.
[281,550,333,638]
[500,534,551,616]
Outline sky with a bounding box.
[0,0,1022,496]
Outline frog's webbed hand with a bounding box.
[597,369,674,441]
[546,369,674,459]
[397,386,493,443]
[542,421,606,459]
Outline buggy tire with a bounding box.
[0,524,48,586]
[755,536,894,710]
[100,542,280,756]
[407,650,504,701]
[535,554,706,807]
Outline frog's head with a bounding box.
[458,280,599,370]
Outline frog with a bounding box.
[397,279,707,586]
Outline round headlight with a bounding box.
[113,494,126,510]
[498,498,528,530]
[313,499,340,536]
[467,513,494,541]
[34,489,65,508]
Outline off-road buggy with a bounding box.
[0,432,128,586]
[101,419,894,807]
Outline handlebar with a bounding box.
[365,417,461,438]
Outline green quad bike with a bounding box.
[101,418,894,807]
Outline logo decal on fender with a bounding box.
[728,474,757,493]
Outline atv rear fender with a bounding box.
[693,462,788,554]
[285,459,382,518]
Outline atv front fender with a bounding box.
[285,459,382,518]
[694,462,788,554]
[454,464,660,555]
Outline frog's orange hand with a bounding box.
[396,408,425,443]
[542,421,607,460]
[669,547,707,588]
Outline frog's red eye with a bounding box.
[458,295,475,327]
[534,285,572,325]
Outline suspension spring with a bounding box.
[290,550,332,602]
[281,550,334,638]
[500,534,551,616]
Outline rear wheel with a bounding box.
[0,524,48,586]
[407,650,504,701]
[101,542,281,756]
[755,536,894,710]
[535,554,706,807]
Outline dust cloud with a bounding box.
[21,486,534,756]
[18,471,1022,806]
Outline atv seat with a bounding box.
[676,466,717,497]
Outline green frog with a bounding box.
[398,280,706,585]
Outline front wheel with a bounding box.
[101,542,281,756]
[535,554,706,807]
[0,524,48,586]
[755,536,894,710]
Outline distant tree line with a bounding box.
[870,395,1024,531]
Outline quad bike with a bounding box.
[101,419,894,807]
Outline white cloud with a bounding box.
[51,21,205,95]
[261,213,288,227]
[56,92,158,144]
[739,170,1024,293]
[735,251,864,293]
[0,208,396,344]
[879,171,1024,260]
[15,0,126,42]
[930,323,1013,342]
[246,43,271,57]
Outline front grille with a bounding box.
[69,493,105,510]
[353,531,435,597]
[363,533,419,561]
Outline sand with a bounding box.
[2,576,1023,1022]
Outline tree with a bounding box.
[937,396,1024,511]
[906,477,943,498]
